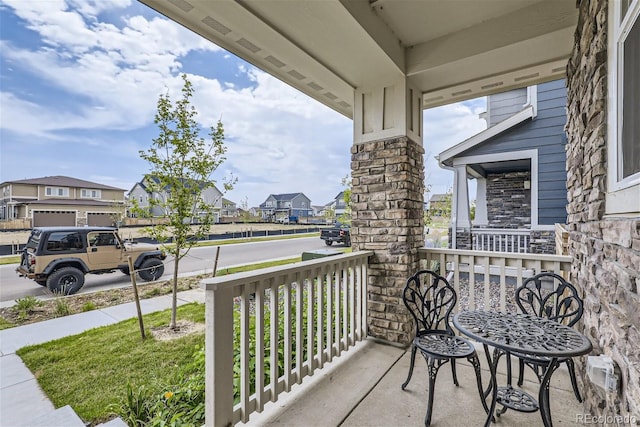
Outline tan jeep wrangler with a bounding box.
[16,226,166,295]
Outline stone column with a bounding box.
[351,77,425,345]
[566,0,640,419]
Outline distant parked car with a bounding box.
[320,223,351,247]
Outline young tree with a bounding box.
[338,174,352,225]
[134,74,235,330]
[239,196,252,224]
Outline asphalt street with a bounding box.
[0,236,336,303]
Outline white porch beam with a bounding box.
[408,1,576,76]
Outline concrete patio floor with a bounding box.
[242,339,586,427]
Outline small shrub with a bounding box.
[14,296,42,320]
[14,296,42,314]
[54,298,71,317]
[82,302,97,312]
[142,288,164,298]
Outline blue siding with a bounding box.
[462,79,568,225]
[487,88,528,126]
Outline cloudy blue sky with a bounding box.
[0,0,487,208]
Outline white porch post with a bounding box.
[453,166,471,228]
[474,177,488,226]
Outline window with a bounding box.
[45,187,69,197]
[607,0,640,214]
[45,232,84,252]
[88,232,116,246]
[81,189,101,198]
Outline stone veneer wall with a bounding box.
[566,0,640,421]
[486,171,531,228]
[530,230,556,255]
[351,136,424,345]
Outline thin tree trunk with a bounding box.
[171,246,180,330]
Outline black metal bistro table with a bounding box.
[453,311,592,427]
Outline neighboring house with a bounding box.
[311,205,326,217]
[221,198,238,217]
[330,191,348,217]
[259,193,312,221]
[438,79,568,254]
[0,176,126,227]
[426,194,450,218]
[128,175,223,222]
[319,192,348,219]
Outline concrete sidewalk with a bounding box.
[0,289,205,427]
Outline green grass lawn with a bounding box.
[10,248,354,424]
[17,303,205,425]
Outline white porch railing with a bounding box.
[200,251,373,427]
[419,248,572,313]
[471,228,531,253]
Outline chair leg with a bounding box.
[468,353,491,417]
[450,358,460,386]
[402,344,417,390]
[517,358,525,387]
[505,352,513,386]
[566,359,583,402]
[425,358,440,427]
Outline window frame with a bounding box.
[45,186,69,197]
[80,189,102,199]
[606,0,640,215]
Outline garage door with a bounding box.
[33,211,76,227]
[88,213,115,227]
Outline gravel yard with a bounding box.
[455,276,518,313]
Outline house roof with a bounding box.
[429,194,449,203]
[136,175,219,193]
[2,176,125,191]
[270,193,308,201]
[22,199,121,206]
[437,106,535,167]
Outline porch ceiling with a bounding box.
[139,0,577,117]
[469,159,532,178]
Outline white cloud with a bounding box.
[0,0,486,208]
[423,100,487,198]
[1,0,220,133]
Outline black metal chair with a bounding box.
[513,272,585,402]
[401,270,488,426]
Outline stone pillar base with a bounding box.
[351,136,424,345]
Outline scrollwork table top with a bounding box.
[453,311,592,358]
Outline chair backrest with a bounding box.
[515,272,584,326]
[402,270,456,336]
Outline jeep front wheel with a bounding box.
[138,258,164,282]
[47,267,85,295]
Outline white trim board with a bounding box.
[438,105,535,165]
[453,149,539,228]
